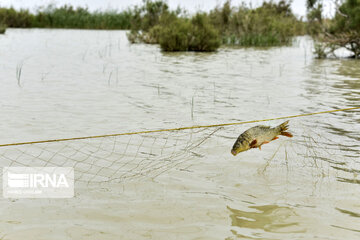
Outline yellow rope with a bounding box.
[0,106,359,148]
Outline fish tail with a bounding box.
[277,120,293,137]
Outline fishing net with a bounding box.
[0,128,221,184]
[0,116,359,185]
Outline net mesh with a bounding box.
[0,127,221,184]
[0,118,359,185]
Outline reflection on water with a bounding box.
[336,207,360,218]
[228,205,305,236]
[331,225,360,234]
[337,177,360,185]
[336,60,360,80]
[0,30,359,239]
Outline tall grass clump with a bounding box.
[0,5,132,29]
[32,5,132,29]
[157,15,191,51]
[0,7,34,27]
[158,13,220,51]
[209,0,304,47]
[127,0,220,51]
[188,13,221,51]
[126,0,171,43]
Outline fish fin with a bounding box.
[272,137,279,141]
[281,132,293,138]
[277,120,293,138]
[259,141,269,150]
[250,139,257,148]
[278,120,289,131]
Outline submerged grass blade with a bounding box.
[16,62,23,87]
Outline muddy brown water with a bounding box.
[0,29,359,239]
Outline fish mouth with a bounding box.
[231,149,237,156]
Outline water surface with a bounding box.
[0,29,359,239]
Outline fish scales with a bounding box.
[231,120,293,155]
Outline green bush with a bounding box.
[188,13,221,51]
[127,0,170,42]
[158,13,220,52]
[330,0,360,33]
[158,17,191,51]
[209,0,304,47]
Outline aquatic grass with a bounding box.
[108,71,112,86]
[223,33,290,47]
[16,62,23,87]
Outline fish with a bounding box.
[231,120,293,156]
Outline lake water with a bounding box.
[0,29,359,239]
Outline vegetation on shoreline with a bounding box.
[209,1,304,47]
[308,0,360,59]
[0,5,131,29]
[126,1,222,52]
[0,0,304,51]
[126,0,304,51]
[158,13,221,51]
[8,0,352,53]
[1,0,359,56]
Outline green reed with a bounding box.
[16,62,23,87]
[0,5,132,29]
